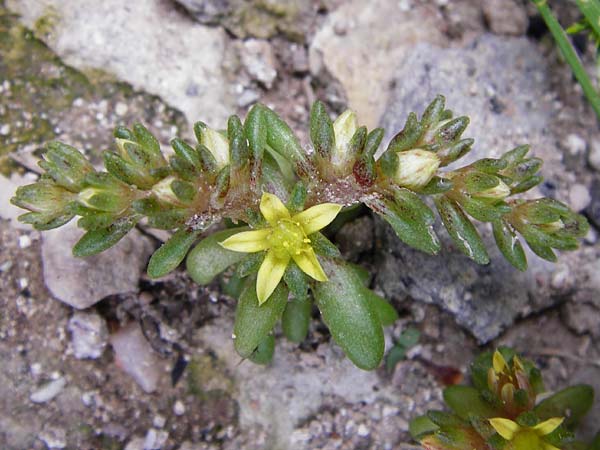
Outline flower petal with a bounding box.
[257,250,289,304]
[220,229,271,253]
[489,418,520,441]
[260,192,290,226]
[293,203,343,235]
[292,248,328,282]
[493,350,507,374]
[533,417,564,436]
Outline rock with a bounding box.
[482,0,528,36]
[335,215,374,261]
[564,133,587,155]
[240,39,278,88]
[173,400,186,416]
[569,183,591,212]
[38,426,67,449]
[110,322,162,393]
[587,176,600,229]
[309,0,445,128]
[30,377,66,403]
[375,34,586,343]
[589,138,600,171]
[68,311,109,359]
[41,221,153,309]
[563,293,600,337]
[143,429,169,450]
[175,0,313,42]
[8,0,234,127]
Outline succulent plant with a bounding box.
[11,96,589,369]
[410,348,598,450]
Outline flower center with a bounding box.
[270,219,310,258]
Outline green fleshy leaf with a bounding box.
[39,142,95,192]
[234,279,288,358]
[282,296,311,343]
[310,100,335,158]
[386,327,420,371]
[367,195,440,255]
[364,289,398,326]
[386,112,422,153]
[286,182,307,213]
[314,259,384,370]
[434,116,469,144]
[228,115,249,170]
[249,334,275,365]
[421,95,446,128]
[409,415,439,440]
[435,196,490,264]
[73,217,137,257]
[443,385,499,420]
[186,227,248,285]
[492,219,527,271]
[283,261,309,300]
[147,228,201,278]
[535,385,595,428]
[235,252,265,278]
[310,232,341,257]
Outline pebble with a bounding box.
[115,102,128,116]
[241,39,277,88]
[569,183,592,211]
[68,311,109,359]
[38,426,67,449]
[18,234,32,248]
[357,424,370,437]
[153,415,166,428]
[0,123,10,135]
[110,322,161,393]
[589,138,600,171]
[236,89,260,108]
[30,377,66,403]
[143,429,169,450]
[173,400,186,416]
[565,133,587,155]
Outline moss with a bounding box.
[0,3,186,176]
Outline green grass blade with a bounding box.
[533,0,600,120]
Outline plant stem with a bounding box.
[533,0,600,120]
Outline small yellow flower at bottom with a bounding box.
[489,417,564,450]
[220,192,342,304]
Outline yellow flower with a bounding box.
[220,192,342,304]
[489,417,564,450]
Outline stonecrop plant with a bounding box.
[11,96,589,369]
[410,348,598,450]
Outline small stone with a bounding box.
[30,377,66,403]
[290,44,309,73]
[357,424,370,437]
[589,139,600,171]
[38,426,67,449]
[153,415,166,428]
[173,400,186,416]
[569,183,591,212]
[482,0,528,36]
[241,39,278,88]
[124,437,145,450]
[236,89,260,108]
[18,234,32,248]
[110,322,161,393]
[115,102,128,116]
[143,429,168,450]
[68,311,109,359]
[0,123,10,135]
[564,133,587,155]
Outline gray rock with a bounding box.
[0,173,40,230]
[175,0,231,25]
[587,176,600,229]
[30,377,66,403]
[589,138,600,171]
[41,221,153,309]
[110,322,162,393]
[240,39,278,89]
[8,0,234,128]
[68,311,109,359]
[309,0,446,128]
[482,0,528,36]
[38,426,67,449]
[335,215,374,261]
[375,34,586,343]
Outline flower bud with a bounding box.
[476,179,511,200]
[197,123,230,169]
[332,109,358,166]
[151,176,182,206]
[393,150,440,189]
